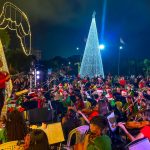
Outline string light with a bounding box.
[0,2,31,56]
[0,39,12,98]
[0,2,32,99]
[79,12,104,78]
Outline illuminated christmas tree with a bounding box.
[79,12,104,78]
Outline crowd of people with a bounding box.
[0,72,150,149]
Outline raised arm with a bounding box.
[77,110,90,124]
[117,122,144,141]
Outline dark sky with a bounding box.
[0,0,150,60]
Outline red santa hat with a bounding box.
[105,93,113,100]
[97,88,103,93]
[59,83,63,87]
[106,87,111,92]
[121,90,127,95]
[98,78,102,81]
[28,92,37,97]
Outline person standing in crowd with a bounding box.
[62,109,81,143]
[0,59,10,116]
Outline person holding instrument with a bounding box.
[118,109,150,141]
[83,116,112,150]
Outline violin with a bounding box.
[128,109,146,121]
[82,108,93,115]
[125,121,150,129]
[88,132,99,144]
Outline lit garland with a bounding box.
[79,12,104,78]
[0,39,12,98]
[0,2,31,56]
[15,89,28,96]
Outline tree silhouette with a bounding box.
[0,30,10,49]
[5,48,33,74]
[143,59,150,77]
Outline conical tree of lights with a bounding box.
[79,12,104,78]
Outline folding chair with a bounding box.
[62,125,89,150]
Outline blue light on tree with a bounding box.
[79,12,104,78]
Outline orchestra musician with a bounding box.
[118,109,150,141]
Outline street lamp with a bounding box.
[36,71,40,75]
[34,68,37,87]
[99,44,105,50]
[119,46,123,50]
[76,47,82,74]
[118,46,124,75]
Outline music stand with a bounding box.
[40,122,65,145]
[106,112,117,132]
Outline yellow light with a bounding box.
[0,39,12,98]
[0,2,31,56]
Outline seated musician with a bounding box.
[83,116,112,150]
[118,109,150,141]
[30,91,46,108]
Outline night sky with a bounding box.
[0,0,150,61]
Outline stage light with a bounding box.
[36,75,40,79]
[36,71,40,75]
[119,46,123,50]
[76,47,79,50]
[99,44,105,50]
